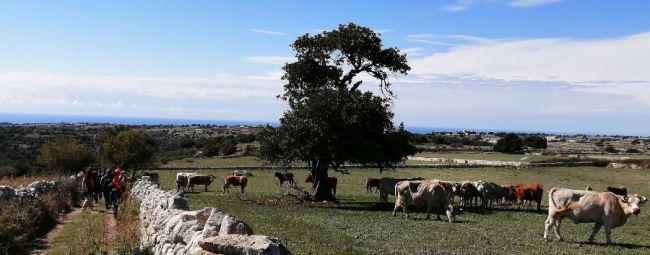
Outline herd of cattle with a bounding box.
[154,171,647,244]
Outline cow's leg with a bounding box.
[587,222,603,243]
[205,185,208,192]
[543,216,553,241]
[554,217,564,241]
[241,185,245,193]
[392,204,401,217]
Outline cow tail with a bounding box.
[549,187,559,209]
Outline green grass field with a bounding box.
[152,166,650,255]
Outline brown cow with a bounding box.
[509,183,544,211]
[605,186,627,196]
[452,181,481,207]
[365,178,380,193]
[187,174,216,192]
[305,174,337,196]
[544,187,648,244]
[223,174,248,193]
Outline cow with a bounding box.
[543,187,648,244]
[392,180,456,222]
[509,183,544,211]
[365,178,380,193]
[377,177,426,205]
[605,186,627,196]
[175,172,197,192]
[305,174,337,196]
[187,174,216,192]
[431,180,457,203]
[452,181,481,207]
[223,174,248,193]
[585,186,593,191]
[274,171,295,187]
[476,180,510,208]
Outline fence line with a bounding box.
[154,161,596,171]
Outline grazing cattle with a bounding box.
[223,174,248,193]
[509,183,544,211]
[305,174,338,196]
[392,180,456,222]
[365,178,380,193]
[187,174,216,192]
[452,181,481,207]
[175,172,197,192]
[606,186,627,196]
[377,177,426,204]
[274,171,295,187]
[544,187,648,244]
[476,181,510,208]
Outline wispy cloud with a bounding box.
[249,29,284,35]
[508,0,564,7]
[400,47,425,57]
[245,56,296,65]
[406,34,495,45]
[441,0,478,12]
[441,0,565,12]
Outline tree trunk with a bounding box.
[311,163,336,202]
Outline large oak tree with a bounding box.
[257,23,416,201]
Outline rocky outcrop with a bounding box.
[131,177,292,255]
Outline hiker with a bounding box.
[81,167,100,211]
[110,168,126,207]
[100,168,115,209]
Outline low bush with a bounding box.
[0,176,81,255]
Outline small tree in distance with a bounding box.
[493,133,524,154]
[38,137,95,175]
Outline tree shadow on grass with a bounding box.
[571,241,650,249]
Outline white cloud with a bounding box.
[400,48,425,57]
[249,29,284,35]
[406,31,650,104]
[508,0,564,7]
[441,0,565,11]
[245,56,296,65]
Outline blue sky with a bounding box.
[1,1,649,136]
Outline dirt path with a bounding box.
[29,206,120,255]
[30,207,84,255]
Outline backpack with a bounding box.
[100,173,114,191]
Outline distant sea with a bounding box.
[0,112,576,135]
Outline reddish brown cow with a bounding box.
[305,174,338,196]
[366,178,380,193]
[509,183,544,211]
[605,186,627,196]
[223,174,248,193]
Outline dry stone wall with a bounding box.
[131,178,292,255]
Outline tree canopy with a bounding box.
[523,136,548,149]
[38,137,95,175]
[258,23,416,201]
[493,133,524,154]
[101,128,157,171]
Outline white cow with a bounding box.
[377,177,425,205]
[544,187,648,244]
[476,180,510,208]
[175,172,197,192]
[392,180,456,222]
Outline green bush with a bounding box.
[0,176,81,254]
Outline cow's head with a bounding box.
[209,175,216,183]
[446,203,456,223]
[452,182,461,194]
[622,194,648,215]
